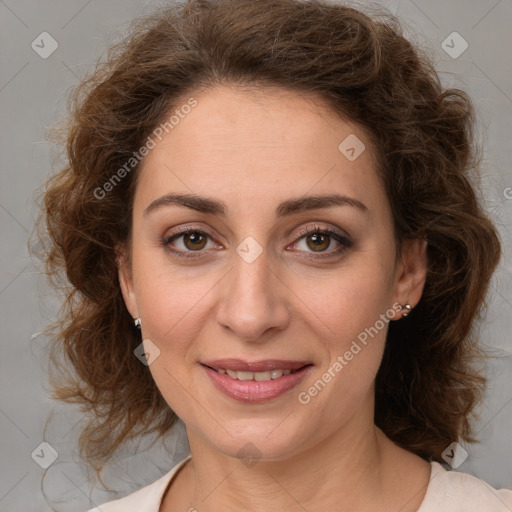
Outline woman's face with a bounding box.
[119,84,427,461]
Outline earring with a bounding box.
[134,318,142,329]
[398,304,412,318]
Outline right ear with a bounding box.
[116,244,139,320]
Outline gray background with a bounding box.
[1,0,511,510]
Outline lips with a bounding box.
[200,359,313,402]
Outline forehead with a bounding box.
[134,84,385,217]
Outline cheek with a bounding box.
[302,255,394,399]
[131,247,231,377]
[132,258,213,413]
[297,276,391,432]
[136,271,211,349]
[306,254,395,344]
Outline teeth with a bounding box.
[255,371,272,381]
[218,368,294,381]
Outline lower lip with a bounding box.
[202,365,313,403]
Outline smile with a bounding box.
[200,360,313,402]
[211,367,301,381]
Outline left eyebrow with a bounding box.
[275,193,368,217]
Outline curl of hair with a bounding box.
[39,0,501,472]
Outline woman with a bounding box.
[40,0,512,510]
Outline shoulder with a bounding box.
[86,456,191,512]
[418,461,512,512]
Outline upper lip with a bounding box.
[201,359,312,372]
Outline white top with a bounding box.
[88,455,512,512]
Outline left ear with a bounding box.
[392,237,428,313]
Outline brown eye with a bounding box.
[183,231,207,250]
[290,226,353,259]
[306,232,331,252]
[162,228,218,256]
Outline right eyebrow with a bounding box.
[143,193,228,217]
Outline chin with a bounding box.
[194,422,316,463]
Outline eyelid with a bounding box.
[293,223,351,241]
[163,223,219,242]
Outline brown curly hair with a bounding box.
[39,0,501,472]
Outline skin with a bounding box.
[119,84,431,512]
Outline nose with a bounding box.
[215,245,290,342]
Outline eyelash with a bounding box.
[161,225,353,260]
